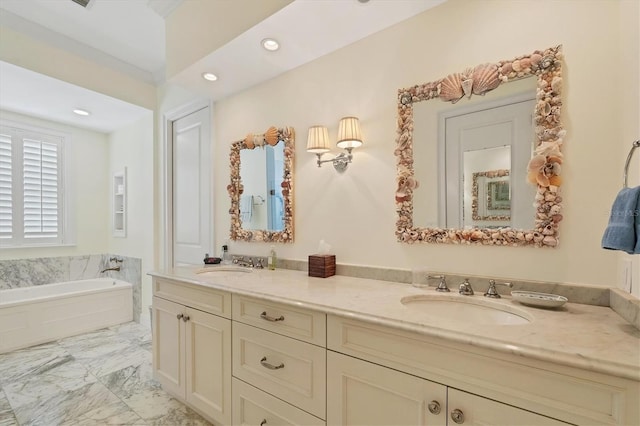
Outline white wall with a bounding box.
[0,110,110,259]
[206,0,638,288]
[108,113,155,309]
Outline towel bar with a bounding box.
[623,140,640,188]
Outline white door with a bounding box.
[172,107,212,266]
[443,97,535,229]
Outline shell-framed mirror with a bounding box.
[228,126,295,243]
[395,46,564,247]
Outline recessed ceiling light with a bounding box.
[73,108,90,116]
[261,38,280,51]
[202,72,218,81]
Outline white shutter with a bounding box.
[22,138,60,239]
[0,134,12,239]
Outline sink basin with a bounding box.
[196,266,253,274]
[400,294,533,325]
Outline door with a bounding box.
[327,351,446,426]
[172,107,212,266]
[152,296,185,397]
[185,307,232,425]
[447,388,569,425]
[443,98,535,229]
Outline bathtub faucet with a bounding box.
[101,266,121,273]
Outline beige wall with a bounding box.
[0,110,110,259]
[210,0,638,288]
[108,114,155,308]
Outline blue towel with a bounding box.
[601,186,640,254]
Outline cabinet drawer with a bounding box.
[233,378,325,426]
[327,315,637,426]
[233,322,326,419]
[153,278,230,318]
[232,295,326,346]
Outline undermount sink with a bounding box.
[400,294,533,325]
[196,266,253,274]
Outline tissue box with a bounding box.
[308,254,336,278]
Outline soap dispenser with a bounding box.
[268,245,277,270]
[221,245,231,265]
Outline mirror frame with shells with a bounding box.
[228,126,295,243]
[395,45,564,247]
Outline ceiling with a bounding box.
[0,0,446,133]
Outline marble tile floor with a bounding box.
[0,322,212,426]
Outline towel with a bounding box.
[601,186,640,254]
[240,195,253,223]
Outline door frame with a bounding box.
[162,98,213,268]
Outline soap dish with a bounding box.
[511,291,568,308]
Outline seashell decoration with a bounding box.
[244,134,255,149]
[264,126,279,146]
[471,63,501,95]
[395,45,564,247]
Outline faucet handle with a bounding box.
[459,278,474,295]
[484,280,513,298]
[427,274,450,292]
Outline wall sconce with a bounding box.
[306,117,363,172]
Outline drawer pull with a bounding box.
[260,420,267,426]
[260,356,284,370]
[450,408,465,424]
[260,311,284,322]
[428,400,441,415]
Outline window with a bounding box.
[0,121,70,247]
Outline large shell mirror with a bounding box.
[395,46,564,247]
[228,126,295,243]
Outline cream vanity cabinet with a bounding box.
[231,295,327,425]
[152,278,232,425]
[327,315,639,426]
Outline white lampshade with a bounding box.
[306,126,331,153]
[336,116,363,149]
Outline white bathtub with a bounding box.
[0,278,133,353]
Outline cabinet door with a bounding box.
[448,388,569,425]
[152,296,185,397]
[185,307,231,425]
[327,351,446,426]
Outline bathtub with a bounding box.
[0,278,133,353]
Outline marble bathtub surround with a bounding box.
[0,254,142,322]
[0,322,211,426]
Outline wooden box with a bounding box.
[308,254,336,278]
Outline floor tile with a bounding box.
[0,387,18,426]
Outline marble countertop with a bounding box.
[149,266,640,382]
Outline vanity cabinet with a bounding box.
[231,295,326,424]
[327,351,567,425]
[152,279,232,425]
[327,315,638,425]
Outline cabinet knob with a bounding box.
[176,313,183,320]
[450,408,465,424]
[260,311,284,322]
[427,400,441,415]
[182,315,190,322]
[260,356,284,370]
[260,420,267,426]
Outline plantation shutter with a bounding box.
[22,138,60,239]
[0,133,12,239]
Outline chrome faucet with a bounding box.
[427,275,450,292]
[101,266,120,273]
[484,280,513,298]
[458,279,474,295]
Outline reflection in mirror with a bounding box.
[229,127,295,243]
[396,46,564,247]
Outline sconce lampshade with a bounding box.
[336,116,363,149]
[306,125,331,153]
